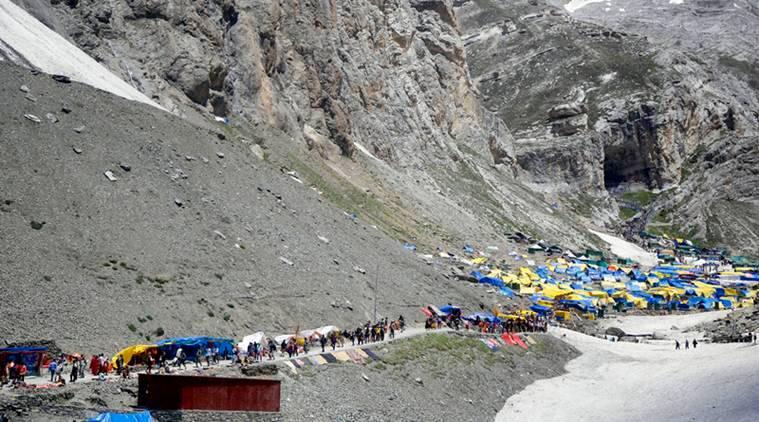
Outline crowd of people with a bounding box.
[229,317,406,364]
[424,312,549,335]
[1,309,560,388]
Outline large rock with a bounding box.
[166,55,210,106]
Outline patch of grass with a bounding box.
[619,207,637,220]
[285,153,426,244]
[223,313,231,321]
[719,56,759,90]
[383,333,490,366]
[621,190,658,206]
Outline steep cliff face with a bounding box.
[18,0,503,165]
[457,0,759,253]
[9,0,605,250]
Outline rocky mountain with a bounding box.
[2,0,759,350]
[458,0,759,254]
[6,0,606,254]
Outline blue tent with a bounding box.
[0,346,47,375]
[499,286,515,298]
[439,304,461,315]
[530,304,552,315]
[157,337,233,361]
[479,276,505,288]
[89,411,153,422]
[464,312,500,323]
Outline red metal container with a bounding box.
[138,374,280,412]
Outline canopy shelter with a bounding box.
[156,337,233,362]
[0,346,47,375]
[464,312,500,323]
[111,344,157,367]
[438,304,462,316]
[237,332,267,352]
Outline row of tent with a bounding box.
[112,326,344,367]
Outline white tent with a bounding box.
[274,334,294,344]
[237,332,266,352]
[316,325,339,336]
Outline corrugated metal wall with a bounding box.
[138,374,280,412]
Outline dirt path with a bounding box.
[16,325,445,387]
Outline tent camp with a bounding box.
[0,346,47,375]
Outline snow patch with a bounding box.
[354,142,382,162]
[670,0,684,4]
[0,0,162,110]
[498,324,759,422]
[564,0,606,13]
[589,229,658,268]
[599,72,617,83]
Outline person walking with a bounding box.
[69,358,78,383]
[195,348,204,368]
[319,335,327,353]
[268,339,277,360]
[675,340,680,350]
[685,340,690,350]
[78,356,86,380]
[49,359,57,382]
[693,339,698,349]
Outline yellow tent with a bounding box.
[502,273,519,284]
[488,268,504,278]
[111,344,156,367]
[472,257,488,265]
[519,286,537,295]
[518,267,540,281]
[541,284,569,299]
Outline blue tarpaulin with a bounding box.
[464,312,500,323]
[439,304,461,315]
[530,304,552,314]
[499,286,515,298]
[156,337,233,362]
[479,277,505,288]
[88,411,153,422]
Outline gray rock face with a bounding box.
[11,0,604,253]
[457,0,759,253]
